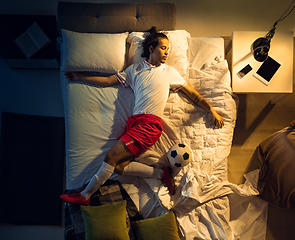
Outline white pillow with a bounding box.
[60,29,128,73]
[127,30,191,77]
[189,37,224,70]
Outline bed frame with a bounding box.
[57,2,271,240]
[57,2,176,34]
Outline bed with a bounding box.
[250,123,295,209]
[57,2,268,239]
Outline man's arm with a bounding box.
[64,72,120,86]
[180,84,224,128]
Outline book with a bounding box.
[14,22,52,59]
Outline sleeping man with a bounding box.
[60,27,224,205]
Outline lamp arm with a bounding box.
[252,2,295,62]
[265,25,276,43]
[265,2,295,41]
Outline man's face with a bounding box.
[149,38,169,66]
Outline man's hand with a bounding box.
[181,84,225,129]
[64,72,80,81]
[64,72,119,86]
[211,109,224,129]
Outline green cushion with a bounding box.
[134,211,180,240]
[81,200,130,240]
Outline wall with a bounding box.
[1,0,295,36]
[0,0,294,239]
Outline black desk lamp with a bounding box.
[252,3,295,62]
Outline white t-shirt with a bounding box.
[116,60,186,117]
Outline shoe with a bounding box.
[60,193,90,205]
[161,166,175,195]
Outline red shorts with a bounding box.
[119,114,163,157]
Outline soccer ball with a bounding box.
[167,143,193,168]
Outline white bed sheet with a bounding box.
[60,36,226,190]
[60,36,268,239]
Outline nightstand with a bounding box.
[225,31,293,96]
[0,15,60,69]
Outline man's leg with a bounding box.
[80,162,115,200]
[120,161,163,179]
[80,139,134,200]
[118,161,174,195]
[60,139,134,204]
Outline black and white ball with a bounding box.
[167,143,193,168]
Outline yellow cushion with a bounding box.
[134,211,180,240]
[81,200,130,240]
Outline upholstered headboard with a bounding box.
[57,2,176,34]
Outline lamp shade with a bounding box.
[252,37,270,62]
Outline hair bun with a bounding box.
[141,26,168,60]
[148,26,157,34]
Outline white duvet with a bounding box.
[134,60,267,240]
[135,59,237,201]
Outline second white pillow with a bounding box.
[127,30,191,77]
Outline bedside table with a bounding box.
[0,14,60,69]
[226,31,293,95]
